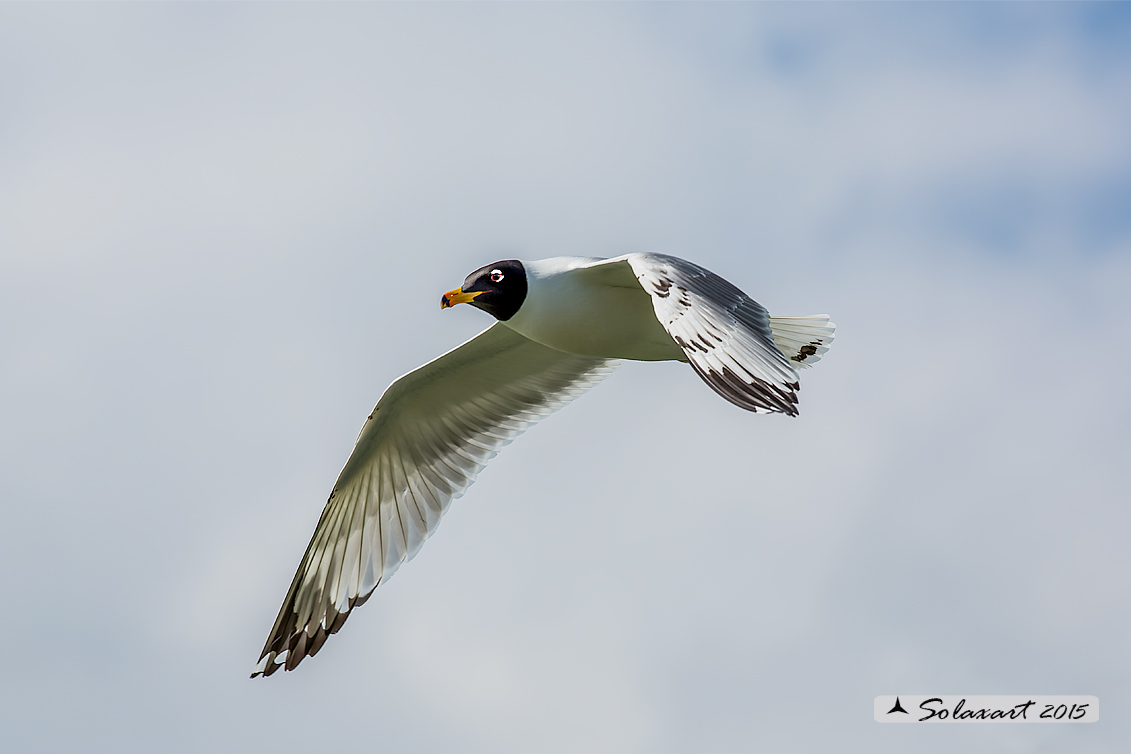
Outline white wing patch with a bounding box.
[626,253,816,415]
[253,324,616,677]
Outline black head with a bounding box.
[440,260,527,321]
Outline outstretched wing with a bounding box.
[254,323,616,677]
[584,253,809,415]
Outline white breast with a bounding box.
[503,257,685,362]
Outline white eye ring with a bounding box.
[489,270,504,283]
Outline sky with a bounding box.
[1,3,1129,753]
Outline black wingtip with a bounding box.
[687,359,800,415]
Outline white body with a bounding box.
[504,256,686,361]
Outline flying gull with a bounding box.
[253,253,834,677]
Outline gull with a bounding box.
[253,253,834,677]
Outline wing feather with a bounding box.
[253,323,616,677]
[623,253,805,415]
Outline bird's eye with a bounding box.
[489,270,504,283]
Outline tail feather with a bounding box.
[769,315,835,368]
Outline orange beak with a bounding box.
[440,287,484,310]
